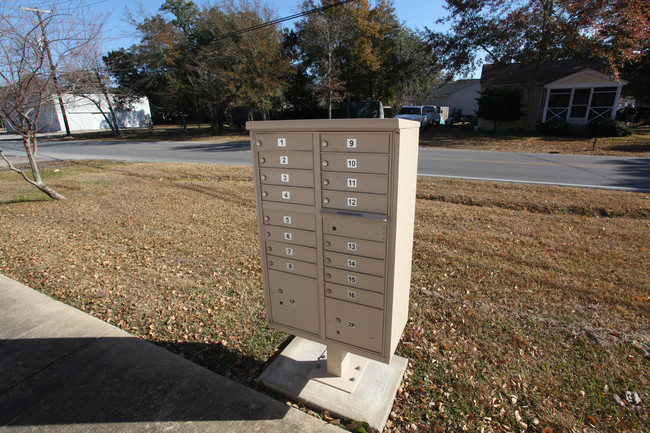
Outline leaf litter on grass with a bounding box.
[1,161,648,432]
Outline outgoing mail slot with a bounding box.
[262,208,316,231]
[322,191,387,214]
[325,297,383,353]
[321,173,388,195]
[319,132,390,153]
[258,151,313,169]
[261,185,315,206]
[320,153,389,174]
[325,283,384,309]
[323,251,385,277]
[268,270,319,335]
[264,226,316,247]
[323,235,386,260]
[266,241,317,263]
[260,168,314,188]
[324,267,386,294]
[322,215,387,242]
[254,133,312,151]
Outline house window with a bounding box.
[546,87,618,123]
[588,87,617,121]
[546,89,571,121]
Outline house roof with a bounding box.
[480,59,607,86]
[431,79,480,98]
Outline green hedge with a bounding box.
[538,120,573,136]
[588,118,634,137]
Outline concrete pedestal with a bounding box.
[257,337,408,431]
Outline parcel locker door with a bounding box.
[268,270,319,335]
[325,297,383,353]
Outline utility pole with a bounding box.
[20,6,72,137]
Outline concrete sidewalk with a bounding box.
[0,274,341,432]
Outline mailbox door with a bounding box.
[321,173,388,195]
[319,133,390,153]
[268,270,319,335]
[320,154,389,174]
[325,297,383,353]
[260,168,315,188]
[262,208,316,231]
[253,133,313,151]
[325,283,384,309]
[323,235,386,260]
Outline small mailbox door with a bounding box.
[268,270,319,335]
[325,297,383,353]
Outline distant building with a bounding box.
[4,94,151,133]
[424,79,480,120]
[478,59,627,131]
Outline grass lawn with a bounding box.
[1,161,648,433]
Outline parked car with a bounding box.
[445,108,474,126]
[394,106,428,129]
[616,106,649,125]
[423,105,441,126]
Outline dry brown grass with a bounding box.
[420,125,650,157]
[1,161,648,432]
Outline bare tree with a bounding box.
[0,1,105,200]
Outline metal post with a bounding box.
[326,345,350,377]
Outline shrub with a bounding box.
[477,86,524,131]
[538,119,573,136]
[588,118,633,137]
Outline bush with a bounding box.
[538,120,573,136]
[588,118,633,137]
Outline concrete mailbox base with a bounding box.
[257,337,408,431]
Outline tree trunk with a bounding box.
[22,133,66,200]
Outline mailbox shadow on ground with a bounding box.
[0,336,292,427]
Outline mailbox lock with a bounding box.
[262,192,268,197]
[325,257,331,263]
[264,216,270,221]
[266,232,271,237]
[323,198,329,204]
[331,226,337,231]
[325,241,331,247]
[278,288,283,294]
[255,140,262,146]
[267,245,272,251]
[321,141,328,147]
[261,175,267,180]
[326,288,332,294]
[322,160,329,167]
[260,157,265,163]
[323,179,329,185]
[336,318,341,323]
[268,260,274,266]
[326,273,331,278]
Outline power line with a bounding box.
[214,0,357,40]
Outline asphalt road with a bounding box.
[1,134,649,192]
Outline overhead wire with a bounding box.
[213,0,357,40]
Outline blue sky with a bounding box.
[97,0,449,53]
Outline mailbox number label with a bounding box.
[282,191,290,200]
[347,275,357,284]
[281,173,290,182]
[284,232,292,240]
[347,242,357,251]
[280,156,289,165]
[347,178,357,188]
[348,321,357,328]
[347,197,357,207]
[277,138,287,147]
[285,247,294,256]
[286,262,294,271]
[283,216,292,224]
[347,259,357,268]
[346,138,357,148]
[347,290,357,299]
[346,158,357,169]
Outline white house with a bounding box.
[478,59,627,131]
[424,79,480,119]
[5,94,151,133]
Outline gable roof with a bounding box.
[480,58,607,86]
[431,79,480,98]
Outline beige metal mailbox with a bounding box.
[248,119,419,368]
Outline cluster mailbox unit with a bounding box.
[248,119,419,379]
